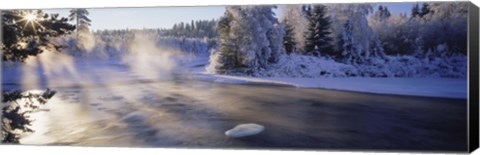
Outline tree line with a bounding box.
[208,2,468,75]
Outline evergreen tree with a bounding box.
[336,20,358,63]
[411,3,420,18]
[164,19,217,38]
[329,4,375,62]
[2,10,76,62]
[68,9,94,54]
[283,22,296,54]
[281,5,310,53]
[419,3,431,18]
[208,6,285,75]
[370,35,386,59]
[304,5,334,57]
[69,9,91,33]
[2,89,56,143]
[373,5,391,21]
[191,20,195,31]
[209,11,238,73]
[301,5,312,18]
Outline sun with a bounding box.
[17,11,45,34]
[24,13,37,22]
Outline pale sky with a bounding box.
[43,3,415,31]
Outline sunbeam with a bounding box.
[17,11,44,34]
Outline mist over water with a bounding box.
[12,32,191,145]
[122,33,181,80]
[14,31,186,90]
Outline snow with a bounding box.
[194,71,467,99]
[265,77,466,99]
[187,53,468,99]
[225,123,265,138]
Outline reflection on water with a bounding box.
[12,79,467,152]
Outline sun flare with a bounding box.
[24,13,37,22]
[18,11,45,34]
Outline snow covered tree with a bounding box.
[302,5,312,18]
[208,6,285,75]
[280,5,309,53]
[412,3,431,19]
[208,11,238,74]
[283,22,296,54]
[422,2,468,54]
[392,15,418,55]
[69,9,91,34]
[336,20,359,63]
[2,10,76,62]
[163,19,217,38]
[413,34,426,58]
[329,4,382,62]
[370,35,386,59]
[68,9,96,54]
[369,5,414,55]
[304,4,334,57]
[372,5,391,21]
[411,3,421,18]
[419,3,431,18]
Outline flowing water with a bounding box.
[7,78,466,152]
[2,60,467,152]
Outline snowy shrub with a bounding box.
[265,54,358,78]
[356,53,467,78]
[260,50,466,78]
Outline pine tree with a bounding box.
[375,5,391,21]
[411,3,420,18]
[283,22,296,54]
[2,10,76,61]
[370,36,386,59]
[69,9,91,34]
[302,5,312,18]
[69,9,94,54]
[2,89,56,143]
[414,35,426,58]
[336,20,358,63]
[191,20,195,31]
[208,11,237,74]
[281,5,310,53]
[419,3,431,18]
[164,19,217,38]
[208,6,285,75]
[373,5,391,22]
[304,5,334,57]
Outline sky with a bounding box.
[44,3,416,31]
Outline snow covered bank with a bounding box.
[186,54,468,99]
[195,72,467,99]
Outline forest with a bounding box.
[208,3,467,78]
[1,2,469,145]
[2,3,468,78]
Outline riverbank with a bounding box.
[192,70,467,99]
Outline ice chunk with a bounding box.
[225,123,265,138]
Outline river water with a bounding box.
[11,77,467,152]
[0,59,467,152]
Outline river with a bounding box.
[12,77,467,152]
